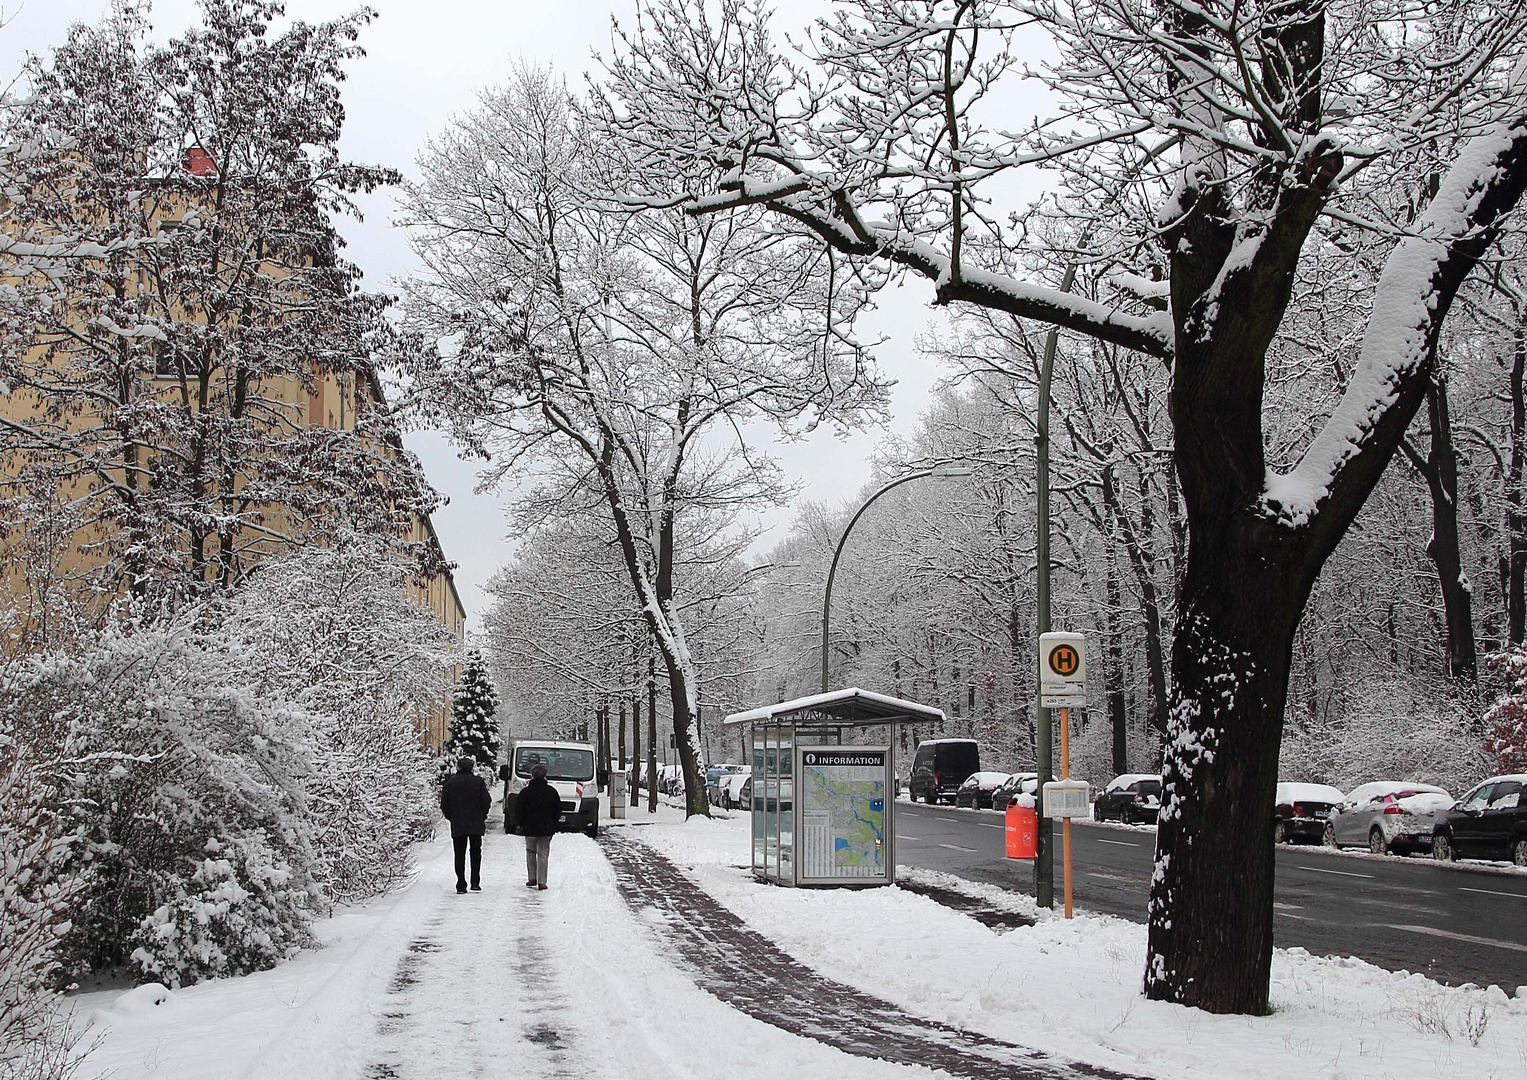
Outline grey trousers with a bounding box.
[525,834,552,886]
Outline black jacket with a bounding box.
[517,777,564,837]
[441,771,492,837]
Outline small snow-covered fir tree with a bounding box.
[444,651,501,775]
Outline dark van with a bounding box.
[909,739,980,804]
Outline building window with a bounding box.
[148,340,176,379]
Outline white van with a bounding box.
[502,740,600,838]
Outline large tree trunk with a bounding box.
[657,617,710,817]
[1145,523,1308,1014]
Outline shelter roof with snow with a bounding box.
[722,687,945,728]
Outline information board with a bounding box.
[797,746,891,884]
[1042,779,1092,819]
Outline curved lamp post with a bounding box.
[820,465,975,693]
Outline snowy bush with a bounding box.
[1484,648,1527,774]
[0,716,88,1076]
[130,833,312,989]
[216,545,459,902]
[1,620,321,986]
[1280,673,1490,792]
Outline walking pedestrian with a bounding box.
[441,756,492,893]
[519,763,563,890]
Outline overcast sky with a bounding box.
[7,0,959,630]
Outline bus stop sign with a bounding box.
[1038,632,1087,709]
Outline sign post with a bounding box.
[1038,632,1087,919]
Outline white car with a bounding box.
[1324,781,1454,855]
[720,767,753,810]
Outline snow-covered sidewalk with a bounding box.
[639,814,1527,1080]
[72,816,930,1080]
[70,805,1527,1080]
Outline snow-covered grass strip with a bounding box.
[640,814,1527,1080]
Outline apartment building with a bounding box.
[1,146,465,747]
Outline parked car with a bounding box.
[1432,774,1527,865]
[720,768,753,810]
[1093,774,1162,824]
[908,739,981,804]
[1273,782,1346,844]
[954,771,1013,809]
[705,764,740,805]
[1324,781,1453,855]
[993,772,1039,812]
[658,764,683,795]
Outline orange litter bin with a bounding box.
[1005,796,1037,859]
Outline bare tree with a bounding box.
[604,0,1527,1011]
[399,68,886,815]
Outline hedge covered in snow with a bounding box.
[0,547,460,1016]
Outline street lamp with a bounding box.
[820,465,975,693]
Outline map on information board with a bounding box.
[798,747,888,881]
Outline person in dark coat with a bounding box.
[441,757,492,893]
[518,763,563,890]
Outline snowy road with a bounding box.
[893,802,1527,989]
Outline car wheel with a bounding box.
[1273,821,1286,845]
[1433,832,1456,862]
[1368,827,1388,855]
[1322,822,1337,848]
[1513,837,1527,867]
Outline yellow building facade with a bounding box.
[1,153,466,748]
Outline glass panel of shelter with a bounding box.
[751,736,765,873]
[746,723,843,885]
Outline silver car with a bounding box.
[1324,781,1454,855]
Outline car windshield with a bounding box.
[515,747,595,781]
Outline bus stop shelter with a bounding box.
[723,688,946,887]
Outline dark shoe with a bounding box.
[526,880,536,888]
[470,884,481,891]
[456,884,468,894]
[537,884,547,891]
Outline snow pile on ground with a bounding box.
[641,814,1527,1080]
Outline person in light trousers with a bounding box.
[517,763,563,889]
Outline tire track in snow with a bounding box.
[600,833,1141,1080]
[363,825,581,1079]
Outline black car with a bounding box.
[992,772,1039,812]
[954,772,1012,809]
[1273,782,1346,844]
[908,739,980,804]
[1432,774,1527,865]
[1093,774,1162,824]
